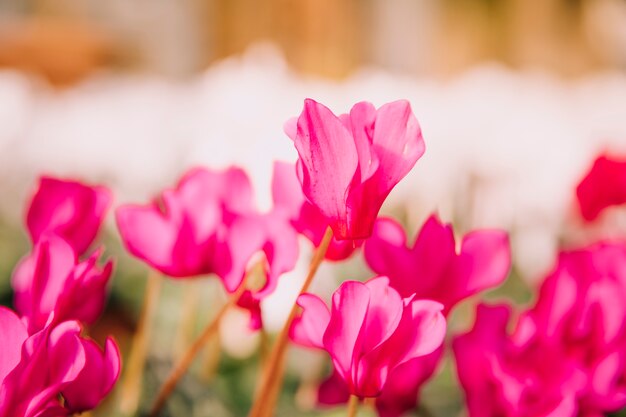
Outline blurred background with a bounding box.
[1,1,626,416]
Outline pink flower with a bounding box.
[0,307,121,416]
[285,99,425,240]
[516,242,626,414]
[576,154,626,221]
[454,242,626,417]
[318,349,443,417]
[116,166,299,328]
[364,215,511,315]
[453,304,587,417]
[12,233,113,333]
[290,276,445,398]
[272,161,361,261]
[27,176,112,255]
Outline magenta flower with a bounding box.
[364,215,511,315]
[576,154,626,221]
[0,308,120,416]
[454,242,626,417]
[116,166,299,328]
[27,176,112,255]
[285,99,425,240]
[317,348,443,417]
[453,304,587,417]
[290,276,445,398]
[12,233,113,333]
[515,242,626,414]
[272,161,361,261]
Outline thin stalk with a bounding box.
[174,280,200,359]
[248,226,333,417]
[118,271,162,416]
[149,278,248,417]
[347,395,359,417]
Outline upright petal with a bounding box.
[0,307,28,382]
[294,99,359,238]
[576,154,626,221]
[290,293,331,349]
[323,281,370,384]
[26,177,112,255]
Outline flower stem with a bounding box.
[248,226,333,417]
[148,277,248,417]
[118,270,162,416]
[347,395,359,417]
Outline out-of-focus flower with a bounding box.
[0,308,121,416]
[454,242,626,417]
[576,154,626,221]
[285,99,425,240]
[272,161,360,261]
[364,215,511,315]
[12,233,113,333]
[116,166,299,328]
[453,304,587,417]
[26,176,112,255]
[290,276,445,398]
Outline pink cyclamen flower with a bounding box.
[27,176,112,255]
[12,233,113,333]
[576,154,626,221]
[290,276,446,398]
[364,215,511,315]
[314,214,510,416]
[514,241,626,414]
[318,348,443,417]
[116,166,299,328]
[272,161,361,261]
[285,99,425,240]
[0,307,121,416]
[453,304,587,417]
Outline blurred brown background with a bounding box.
[1,0,625,86]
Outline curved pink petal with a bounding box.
[0,307,28,382]
[290,293,331,349]
[294,99,359,239]
[62,337,121,412]
[26,177,112,255]
[576,154,626,221]
[458,229,511,295]
[322,280,370,384]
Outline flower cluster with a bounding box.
[1,177,120,416]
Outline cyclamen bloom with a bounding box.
[454,242,626,417]
[285,99,425,240]
[453,304,586,417]
[12,233,113,333]
[272,161,360,261]
[576,154,626,221]
[316,215,511,416]
[290,276,446,398]
[27,176,112,255]
[116,166,299,327]
[364,215,511,315]
[0,307,120,417]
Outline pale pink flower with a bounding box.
[116,166,299,328]
[285,99,425,240]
